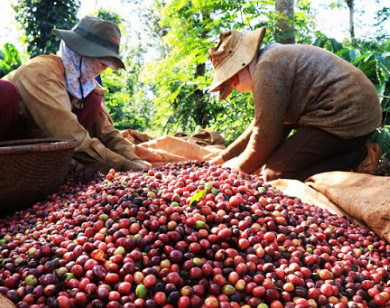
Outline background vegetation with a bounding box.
[1,0,389,153]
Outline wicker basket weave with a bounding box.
[0,138,77,214]
[0,294,16,308]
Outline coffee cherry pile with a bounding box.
[1,161,390,308]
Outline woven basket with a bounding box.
[0,138,77,214]
[0,294,16,308]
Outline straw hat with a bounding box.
[208,27,266,99]
[53,16,125,69]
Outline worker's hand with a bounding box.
[68,159,87,175]
[222,157,241,171]
[134,145,164,163]
[121,159,152,172]
[210,154,225,166]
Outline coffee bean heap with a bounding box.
[0,161,389,308]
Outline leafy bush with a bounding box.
[13,0,80,58]
[371,126,390,154]
[101,58,153,132]
[141,0,315,141]
[0,43,21,78]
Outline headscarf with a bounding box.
[58,40,119,107]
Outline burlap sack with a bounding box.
[175,129,225,146]
[122,130,225,166]
[138,136,222,161]
[306,172,390,241]
[270,179,367,228]
[134,145,165,163]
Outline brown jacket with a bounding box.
[3,54,140,173]
[221,44,382,174]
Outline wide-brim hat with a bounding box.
[53,16,125,69]
[208,27,266,99]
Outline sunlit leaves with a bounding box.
[139,0,317,141]
[13,0,80,58]
[371,126,390,154]
[378,56,390,78]
[0,43,21,78]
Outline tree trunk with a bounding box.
[346,0,355,45]
[194,12,209,128]
[275,0,295,44]
[194,64,207,128]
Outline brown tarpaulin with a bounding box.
[122,129,225,167]
[306,172,390,241]
[271,172,390,242]
[269,178,368,228]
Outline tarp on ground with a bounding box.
[271,172,390,242]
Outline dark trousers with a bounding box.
[263,126,371,182]
[0,80,19,141]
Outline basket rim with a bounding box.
[0,138,78,155]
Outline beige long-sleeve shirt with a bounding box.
[3,54,141,173]
[221,44,382,174]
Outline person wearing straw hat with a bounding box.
[209,28,382,181]
[1,16,151,173]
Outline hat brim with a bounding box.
[209,27,266,97]
[53,28,125,69]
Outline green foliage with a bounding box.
[371,126,390,154]
[0,43,21,78]
[94,8,151,132]
[141,0,315,143]
[101,61,152,131]
[374,7,390,41]
[208,92,254,145]
[96,9,124,25]
[13,0,80,58]
[142,0,218,134]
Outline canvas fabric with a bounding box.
[306,172,390,242]
[271,172,390,243]
[0,294,15,308]
[121,129,225,168]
